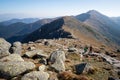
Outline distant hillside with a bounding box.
[23,16,115,48]
[0,18,40,26]
[0,18,54,43]
[76,10,120,47]
[111,17,120,26]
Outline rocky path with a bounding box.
[91,52,120,68]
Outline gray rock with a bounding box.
[68,47,77,52]
[48,71,58,80]
[39,58,47,65]
[49,50,66,72]
[49,50,66,63]
[51,59,65,72]
[21,71,49,80]
[10,42,22,54]
[75,63,93,74]
[39,65,46,71]
[108,76,120,80]
[0,38,11,58]
[24,49,48,58]
[27,46,36,51]
[0,61,35,78]
[0,54,24,62]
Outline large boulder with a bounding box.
[0,38,11,58]
[21,71,49,80]
[23,49,48,58]
[0,61,35,78]
[49,50,66,63]
[10,42,22,54]
[75,63,94,74]
[49,50,66,72]
[0,54,24,62]
[51,59,65,72]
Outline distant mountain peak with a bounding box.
[87,10,103,16]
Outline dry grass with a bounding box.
[58,71,89,80]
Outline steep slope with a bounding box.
[76,10,120,46]
[23,16,112,48]
[111,17,120,26]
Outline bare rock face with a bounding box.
[21,71,49,80]
[0,61,35,79]
[0,38,11,58]
[0,54,24,62]
[49,50,66,72]
[10,41,22,54]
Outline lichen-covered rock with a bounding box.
[51,59,65,72]
[21,71,49,80]
[23,49,48,58]
[0,61,35,78]
[49,50,66,72]
[0,38,11,58]
[0,54,24,62]
[10,42,22,54]
[49,50,66,63]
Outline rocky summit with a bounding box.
[0,38,119,80]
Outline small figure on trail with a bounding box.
[89,45,93,54]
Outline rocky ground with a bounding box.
[0,38,120,80]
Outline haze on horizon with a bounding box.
[0,0,120,21]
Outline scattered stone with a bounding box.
[0,54,24,62]
[68,47,77,52]
[108,76,119,80]
[23,49,48,58]
[44,41,50,46]
[0,61,35,78]
[48,71,58,80]
[75,63,94,74]
[10,42,22,54]
[38,65,46,71]
[21,71,49,80]
[28,41,34,44]
[27,46,36,51]
[0,38,11,58]
[39,58,47,65]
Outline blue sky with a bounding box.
[0,0,120,20]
